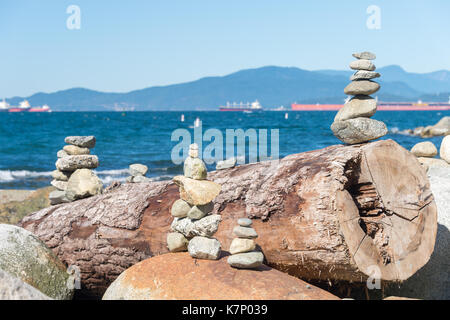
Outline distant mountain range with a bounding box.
[6,65,450,111]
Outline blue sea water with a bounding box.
[0,110,448,189]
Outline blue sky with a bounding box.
[1,0,449,97]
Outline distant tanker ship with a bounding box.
[219,100,263,111]
[291,98,450,111]
[0,99,51,112]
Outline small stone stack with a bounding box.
[126,164,150,183]
[227,218,264,269]
[167,144,222,260]
[49,136,103,205]
[331,52,388,144]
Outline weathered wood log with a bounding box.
[20,139,437,297]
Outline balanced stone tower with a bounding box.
[227,218,264,269]
[126,163,150,183]
[167,143,222,260]
[49,136,103,205]
[331,52,388,144]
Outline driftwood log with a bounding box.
[20,139,437,297]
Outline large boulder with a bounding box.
[0,269,52,300]
[66,169,103,201]
[414,117,450,137]
[0,224,73,300]
[440,135,450,163]
[102,253,339,300]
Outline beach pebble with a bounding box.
[55,155,99,171]
[166,232,189,252]
[331,118,388,144]
[57,149,69,158]
[233,226,258,239]
[51,170,71,182]
[349,59,376,71]
[184,157,207,180]
[216,157,237,170]
[334,95,377,122]
[66,169,103,201]
[227,251,264,269]
[171,199,192,218]
[173,175,221,206]
[65,136,96,149]
[63,145,90,155]
[440,135,450,164]
[411,141,438,158]
[352,52,376,60]
[350,70,380,81]
[187,202,214,220]
[171,214,222,238]
[51,179,68,191]
[187,236,221,260]
[237,218,253,227]
[344,80,380,96]
[229,238,256,255]
[49,190,70,205]
[129,164,148,176]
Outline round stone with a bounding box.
[129,164,148,176]
[188,143,199,158]
[331,118,388,145]
[188,236,221,260]
[227,251,264,269]
[229,238,256,255]
[411,142,438,158]
[166,232,189,252]
[344,80,380,96]
[237,218,253,227]
[171,199,191,218]
[440,135,450,164]
[184,157,207,180]
[334,95,377,122]
[65,169,103,201]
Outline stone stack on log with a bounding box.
[331,52,388,144]
[227,218,264,269]
[49,136,103,205]
[167,144,222,260]
[126,164,150,183]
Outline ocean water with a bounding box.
[0,110,448,189]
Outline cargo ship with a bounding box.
[291,98,450,111]
[0,99,51,112]
[219,100,263,111]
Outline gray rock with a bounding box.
[126,176,134,183]
[188,236,221,260]
[51,170,71,182]
[440,135,450,164]
[349,59,376,71]
[51,179,68,191]
[334,95,377,122]
[229,238,256,254]
[233,226,258,239]
[350,70,380,81]
[49,190,70,205]
[187,202,214,220]
[171,214,222,238]
[0,224,73,300]
[132,175,151,183]
[216,157,237,170]
[63,145,90,155]
[66,168,103,201]
[352,52,376,60]
[184,157,207,180]
[331,118,388,144]
[64,136,96,148]
[55,155,99,171]
[129,164,148,176]
[344,80,380,95]
[227,251,264,269]
[237,218,253,227]
[166,232,189,252]
[171,199,192,218]
[57,149,69,158]
[410,141,438,158]
[188,143,199,158]
[0,269,52,300]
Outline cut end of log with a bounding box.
[336,140,437,281]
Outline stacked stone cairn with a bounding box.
[49,136,103,205]
[331,52,388,144]
[167,144,223,260]
[227,218,264,269]
[126,164,150,183]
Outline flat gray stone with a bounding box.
[331,118,388,144]
[352,52,376,60]
[349,59,376,71]
[350,71,380,81]
[171,199,192,218]
[129,164,148,176]
[233,226,258,239]
[344,80,380,95]
[188,236,221,260]
[216,158,237,170]
[229,238,256,254]
[171,214,221,238]
[227,251,264,269]
[166,232,189,252]
[334,95,377,121]
[55,155,99,172]
[49,190,70,205]
[65,136,96,148]
[187,202,214,220]
[237,218,253,227]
